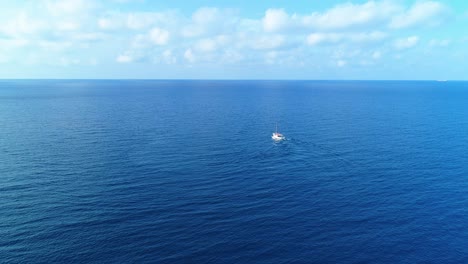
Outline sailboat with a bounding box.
[272,123,285,141]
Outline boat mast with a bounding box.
[276,123,278,133]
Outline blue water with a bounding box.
[1,80,468,263]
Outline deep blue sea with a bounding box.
[1,80,468,263]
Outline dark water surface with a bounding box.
[1,80,468,263]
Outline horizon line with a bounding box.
[0,78,462,82]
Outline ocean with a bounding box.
[1,80,468,263]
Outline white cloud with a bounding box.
[89,58,98,66]
[98,17,117,29]
[251,35,286,50]
[181,7,238,38]
[195,39,216,52]
[59,56,81,66]
[162,49,176,64]
[0,38,30,48]
[192,35,229,53]
[394,36,419,49]
[307,31,386,46]
[0,0,455,73]
[259,1,408,33]
[349,31,387,42]
[57,21,80,31]
[98,18,111,29]
[262,1,402,32]
[129,34,147,48]
[72,33,106,42]
[182,7,222,37]
[262,9,289,32]
[192,7,219,25]
[184,48,195,63]
[221,50,243,63]
[149,27,170,45]
[337,60,347,67]
[372,51,382,59]
[303,1,400,30]
[1,12,46,37]
[116,54,133,63]
[126,13,155,30]
[428,39,450,47]
[307,33,341,45]
[126,11,178,30]
[260,1,448,33]
[38,40,72,51]
[389,1,448,28]
[45,0,95,16]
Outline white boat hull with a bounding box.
[272,133,285,141]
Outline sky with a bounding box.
[0,0,467,80]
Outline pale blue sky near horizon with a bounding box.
[0,0,467,80]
